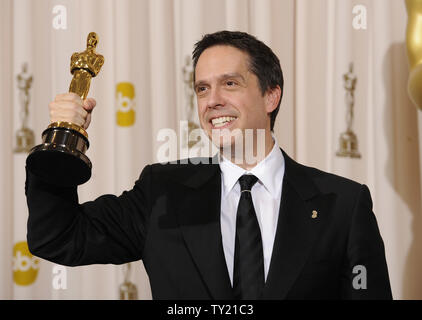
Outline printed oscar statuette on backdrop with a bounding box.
[14,63,35,153]
[119,263,138,300]
[336,63,361,158]
[26,32,104,186]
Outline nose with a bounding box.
[206,86,225,109]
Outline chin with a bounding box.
[208,127,243,152]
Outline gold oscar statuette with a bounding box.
[26,32,104,186]
[406,0,422,110]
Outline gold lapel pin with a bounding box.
[311,210,318,219]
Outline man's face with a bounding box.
[194,45,274,150]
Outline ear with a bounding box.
[264,85,282,113]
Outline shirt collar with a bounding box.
[219,133,285,198]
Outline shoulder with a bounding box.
[138,156,219,187]
[302,163,363,194]
[283,151,366,201]
[148,157,217,173]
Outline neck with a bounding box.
[221,130,275,170]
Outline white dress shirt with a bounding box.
[219,136,285,285]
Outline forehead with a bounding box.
[195,45,250,81]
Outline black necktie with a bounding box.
[233,174,265,300]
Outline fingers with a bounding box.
[49,93,90,128]
[49,101,87,127]
[49,93,98,130]
[55,92,83,104]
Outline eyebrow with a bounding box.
[194,72,246,90]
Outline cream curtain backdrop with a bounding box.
[295,0,422,299]
[0,0,420,299]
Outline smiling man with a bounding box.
[194,36,281,169]
[25,31,392,300]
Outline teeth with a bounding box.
[211,116,237,127]
[214,122,227,128]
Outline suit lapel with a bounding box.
[171,159,234,299]
[262,151,336,299]
[169,151,336,300]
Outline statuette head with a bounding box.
[87,32,98,50]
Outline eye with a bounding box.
[226,80,237,86]
[195,86,207,94]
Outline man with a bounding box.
[26,31,392,299]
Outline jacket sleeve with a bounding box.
[25,164,152,267]
[341,184,393,299]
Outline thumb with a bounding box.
[83,98,97,112]
[83,113,92,130]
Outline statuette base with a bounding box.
[26,127,91,186]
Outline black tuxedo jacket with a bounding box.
[25,150,392,299]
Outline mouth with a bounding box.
[209,116,238,129]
